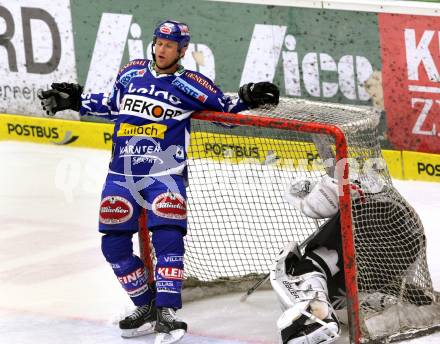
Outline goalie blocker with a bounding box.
[271,176,433,344]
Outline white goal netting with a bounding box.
[181,98,440,342]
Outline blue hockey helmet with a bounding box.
[153,20,190,50]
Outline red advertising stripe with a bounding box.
[379,13,440,153]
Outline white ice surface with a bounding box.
[0,141,439,343]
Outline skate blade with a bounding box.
[121,322,155,338]
[154,329,186,344]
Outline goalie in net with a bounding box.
[271,173,434,344]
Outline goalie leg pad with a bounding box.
[280,313,339,344]
[271,243,340,344]
[275,273,340,344]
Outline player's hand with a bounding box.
[37,83,83,116]
[239,82,279,108]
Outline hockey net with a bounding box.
[174,98,440,343]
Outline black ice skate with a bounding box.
[119,299,157,338]
[154,307,187,344]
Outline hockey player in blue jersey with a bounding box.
[38,20,279,344]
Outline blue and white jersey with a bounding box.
[80,59,249,177]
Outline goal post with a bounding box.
[191,108,361,343]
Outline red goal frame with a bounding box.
[192,110,361,344]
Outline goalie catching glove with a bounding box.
[37,83,83,116]
[239,82,279,108]
[284,175,372,219]
[284,175,339,219]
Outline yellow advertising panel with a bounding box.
[3,114,440,183]
[0,114,113,150]
[189,131,319,170]
[402,151,440,182]
[382,150,403,180]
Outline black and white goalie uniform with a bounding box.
[270,175,430,344]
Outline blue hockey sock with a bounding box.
[151,227,185,309]
[101,233,155,306]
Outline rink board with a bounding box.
[1,113,439,182]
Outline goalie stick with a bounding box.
[240,218,322,302]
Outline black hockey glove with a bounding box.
[239,82,279,108]
[37,83,83,116]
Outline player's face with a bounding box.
[154,38,183,70]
